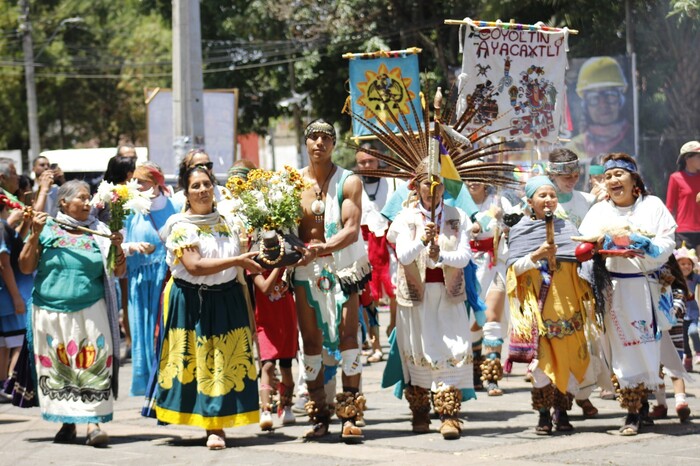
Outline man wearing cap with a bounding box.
[293,119,371,443]
[566,57,635,171]
[666,141,700,255]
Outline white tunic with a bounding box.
[579,195,676,388]
[388,205,473,391]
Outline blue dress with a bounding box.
[124,197,176,396]
[0,220,32,346]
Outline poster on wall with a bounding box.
[145,88,238,178]
[562,55,636,165]
[456,19,569,144]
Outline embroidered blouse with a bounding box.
[165,214,241,285]
[33,219,105,312]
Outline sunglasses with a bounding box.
[192,162,214,170]
[584,89,622,107]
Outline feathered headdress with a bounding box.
[346,85,520,189]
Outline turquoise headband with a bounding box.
[525,175,556,199]
[603,159,637,173]
[589,165,605,175]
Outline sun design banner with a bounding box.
[346,50,423,138]
[456,19,569,143]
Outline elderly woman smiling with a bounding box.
[19,180,125,447]
[579,153,677,436]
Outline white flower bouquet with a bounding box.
[225,166,307,268]
[91,179,153,272]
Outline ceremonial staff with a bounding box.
[0,194,112,238]
[544,208,557,271]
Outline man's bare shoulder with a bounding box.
[343,172,363,196]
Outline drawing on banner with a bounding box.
[457,20,569,143]
[509,64,558,139]
[359,63,415,120]
[344,49,423,138]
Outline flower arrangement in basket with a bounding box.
[225,166,307,268]
[91,179,153,273]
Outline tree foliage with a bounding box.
[0,0,697,192]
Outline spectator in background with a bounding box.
[31,156,50,184]
[666,141,700,256]
[116,143,137,159]
[0,198,32,403]
[0,158,21,205]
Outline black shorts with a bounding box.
[676,232,700,250]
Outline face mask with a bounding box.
[362,176,380,184]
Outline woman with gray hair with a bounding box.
[19,180,125,447]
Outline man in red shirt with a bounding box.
[666,140,700,255]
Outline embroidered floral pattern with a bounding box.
[38,333,112,402]
[158,328,197,390]
[48,223,97,251]
[543,310,584,339]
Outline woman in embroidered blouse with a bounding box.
[386,166,473,440]
[154,166,263,451]
[579,153,676,436]
[506,176,592,436]
[19,180,125,447]
[122,164,177,396]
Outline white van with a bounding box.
[39,147,148,191]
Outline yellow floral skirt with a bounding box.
[154,278,259,429]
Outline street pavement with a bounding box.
[1,309,699,465]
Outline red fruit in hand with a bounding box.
[575,242,595,262]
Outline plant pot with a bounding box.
[252,229,305,269]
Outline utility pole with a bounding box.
[289,62,304,169]
[172,0,205,170]
[19,0,40,168]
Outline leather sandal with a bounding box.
[576,399,599,418]
[553,409,574,432]
[53,423,77,444]
[206,431,226,450]
[535,410,552,436]
[619,413,640,436]
[487,382,503,397]
[85,428,109,447]
[303,419,330,440]
[340,420,364,444]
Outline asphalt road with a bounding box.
[1,309,699,465]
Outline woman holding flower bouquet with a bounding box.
[156,166,263,450]
[19,180,126,447]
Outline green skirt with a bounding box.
[155,278,259,429]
